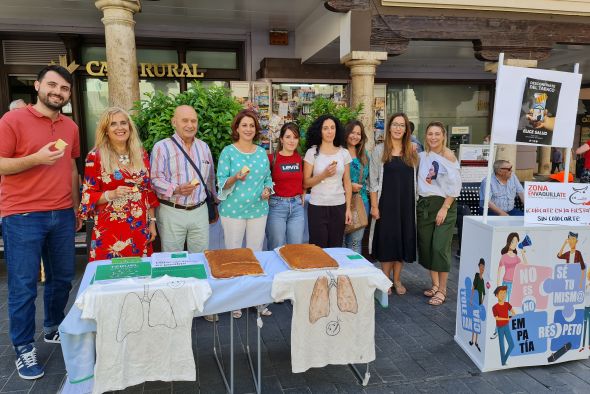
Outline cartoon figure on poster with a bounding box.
[556,232,586,288]
[497,233,530,303]
[469,259,487,351]
[581,270,590,353]
[492,285,517,366]
[459,258,488,354]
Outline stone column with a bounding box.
[342,51,388,151]
[538,147,552,175]
[95,0,141,111]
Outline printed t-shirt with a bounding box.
[269,152,303,197]
[493,302,513,328]
[499,254,521,282]
[303,146,352,206]
[76,276,211,394]
[271,266,391,373]
[417,151,461,198]
[0,105,80,217]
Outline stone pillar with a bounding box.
[95,0,141,111]
[342,51,388,151]
[538,147,552,175]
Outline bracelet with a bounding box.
[443,203,451,210]
[148,217,157,223]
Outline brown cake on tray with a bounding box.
[204,248,264,279]
[278,244,339,270]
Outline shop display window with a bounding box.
[386,83,491,147]
[186,51,237,70]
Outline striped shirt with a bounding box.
[150,133,217,206]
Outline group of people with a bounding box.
[0,64,464,381]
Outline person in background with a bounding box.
[0,65,79,380]
[369,113,417,296]
[417,121,461,306]
[217,109,273,319]
[483,134,491,145]
[479,160,524,216]
[343,120,369,254]
[303,114,352,248]
[78,107,158,261]
[9,99,26,111]
[551,147,562,174]
[266,122,305,250]
[409,121,424,153]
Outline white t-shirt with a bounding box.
[304,146,352,206]
[271,266,391,373]
[75,276,212,394]
[417,151,461,198]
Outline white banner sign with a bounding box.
[524,182,590,225]
[491,66,582,148]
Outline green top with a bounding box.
[473,272,485,305]
[217,144,273,219]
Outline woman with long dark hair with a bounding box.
[497,232,528,302]
[265,122,305,249]
[343,120,370,254]
[369,113,417,295]
[303,114,352,248]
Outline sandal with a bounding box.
[393,281,407,295]
[423,285,439,297]
[260,307,272,317]
[428,290,447,306]
[232,309,242,319]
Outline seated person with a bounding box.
[479,160,524,216]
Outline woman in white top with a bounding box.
[417,121,462,306]
[303,114,352,248]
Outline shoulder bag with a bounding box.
[344,161,369,234]
[170,138,217,223]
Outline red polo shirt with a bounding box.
[0,105,80,217]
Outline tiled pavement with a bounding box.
[2,246,590,394]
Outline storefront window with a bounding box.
[81,47,178,64]
[83,78,180,148]
[386,84,491,146]
[186,51,237,69]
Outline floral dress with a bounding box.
[78,149,159,261]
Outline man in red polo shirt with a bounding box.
[0,65,80,380]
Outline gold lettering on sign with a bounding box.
[86,61,108,76]
[84,61,206,78]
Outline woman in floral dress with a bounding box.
[78,107,159,261]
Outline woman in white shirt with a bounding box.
[417,121,461,306]
[303,115,352,248]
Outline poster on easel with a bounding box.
[230,81,251,108]
[373,84,386,143]
[252,82,272,151]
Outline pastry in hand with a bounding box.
[54,139,68,150]
[330,160,337,166]
[190,179,200,186]
[241,165,250,176]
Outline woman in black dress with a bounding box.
[369,113,417,295]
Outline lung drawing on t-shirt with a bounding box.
[308,271,358,336]
[116,284,178,342]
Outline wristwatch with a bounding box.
[148,217,157,223]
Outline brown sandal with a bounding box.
[423,285,439,297]
[428,290,447,306]
[393,281,407,295]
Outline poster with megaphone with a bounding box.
[524,181,590,225]
[455,217,590,372]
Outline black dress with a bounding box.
[372,156,416,262]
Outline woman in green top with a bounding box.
[217,109,273,318]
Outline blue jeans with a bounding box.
[265,196,305,250]
[344,200,370,254]
[497,324,514,365]
[2,209,75,347]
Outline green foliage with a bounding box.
[296,97,363,151]
[132,82,242,161]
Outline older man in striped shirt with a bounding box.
[150,105,217,254]
[479,160,524,216]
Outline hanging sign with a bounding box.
[524,181,590,225]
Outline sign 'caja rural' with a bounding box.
[86,61,205,78]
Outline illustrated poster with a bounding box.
[516,78,561,145]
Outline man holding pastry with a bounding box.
[151,105,218,254]
[0,65,80,380]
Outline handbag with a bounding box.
[344,162,368,234]
[170,138,217,223]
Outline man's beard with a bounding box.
[38,91,68,111]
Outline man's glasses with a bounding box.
[500,167,513,171]
[391,123,406,129]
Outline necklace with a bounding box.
[118,154,130,165]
